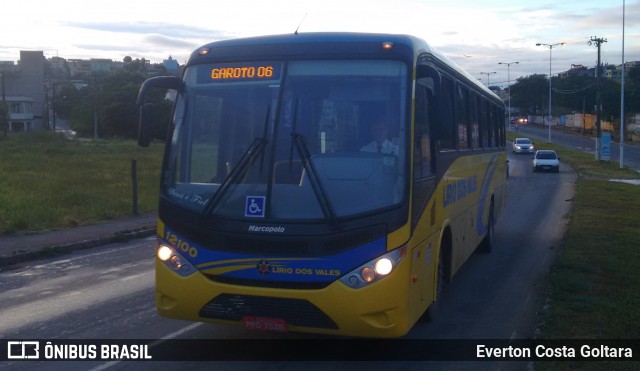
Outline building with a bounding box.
[606,61,639,80]
[163,56,179,75]
[48,56,71,81]
[67,59,93,78]
[0,51,45,131]
[90,59,113,74]
[559,64,592,78]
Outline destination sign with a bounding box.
[210,63,281,82]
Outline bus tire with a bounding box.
[424,233,450,322]
[479,201,495,253]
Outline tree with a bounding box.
[600,78,622,121]
[61,70,172,140]
[626,64,640,115]
[56,83,84,119]
[552,76,596,114]
[98,71,147,137]
[124,58,149,73]
[509,74,549,116]
[509,66,640,122]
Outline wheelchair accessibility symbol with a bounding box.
[245,196,266,218]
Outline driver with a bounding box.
[361,120,398,155]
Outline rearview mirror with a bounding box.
[136,76,184,147]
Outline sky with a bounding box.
[1,0,638,88]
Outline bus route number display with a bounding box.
[210,63,280,82]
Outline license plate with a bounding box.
[243,316,287,332]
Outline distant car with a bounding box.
[532,150,560,173]
[511,117,528,125]
[55,128,77,140]
[512,137,535,153]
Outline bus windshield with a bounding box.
[164,59,408,222]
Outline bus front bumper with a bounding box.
[155,256,415,338]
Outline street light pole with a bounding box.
[536,42,565,143]
[621,0,626,169]
[479,71,497,87]
[499,61,519,124]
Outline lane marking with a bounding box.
[88,323,203,371]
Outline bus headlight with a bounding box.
[157,244,196,277]
[158,245,173,261]
[361,267,376,282]
[169,255,183,269]
[340,247,407,289]
[375,258,393,275]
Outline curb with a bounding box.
[0,227,156,268]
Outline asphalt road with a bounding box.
[0,150,577,370]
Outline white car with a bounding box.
[532,150,560,173]
[512,137,535,153]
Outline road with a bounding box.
[0,151,576,370]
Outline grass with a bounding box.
[542,180,640,336]
[0,131,164,234]
[507,131,640,370]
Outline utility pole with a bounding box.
[589,36,607,160]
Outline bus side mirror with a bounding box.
[136,76,184,147]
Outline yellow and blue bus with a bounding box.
[137,32,507,338]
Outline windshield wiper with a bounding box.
[201,107,270,217]
[289,100,337,225]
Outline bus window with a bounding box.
[480,99,490,148]
[497,108,506,148]
[166,59,408,219]
[414,78,434,179]
[490,105,498,148]
[470,93,480,149]
[437,76,455,151]
[455,84,469,150]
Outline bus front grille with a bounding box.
[199,293,338,330]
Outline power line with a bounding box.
[552,82,595,94]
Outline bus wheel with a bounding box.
[424,238,449,322]
[479,201,495,253]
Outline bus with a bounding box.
[136,32,507,338]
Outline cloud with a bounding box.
[143,34,201,49]
[573,1,640,31]
[56,21,230,62]
[64,21,226,40]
